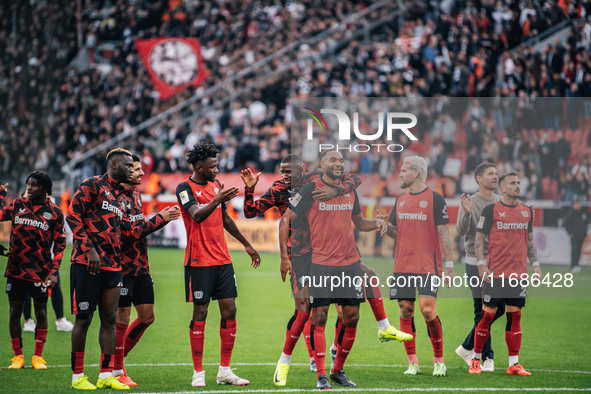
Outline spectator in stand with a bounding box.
[563,199,590,273]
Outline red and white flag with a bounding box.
[135,37,209,100]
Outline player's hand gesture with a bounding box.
[0,183,8,194]
[215,182,240,203]
[376,219,388,235]
[478,263,491,284]
[280,256,292,282]
[87,247,101,275]
[312,186,338,201]
[460,193,472,214]
[44,274,58,288]
[376,210,388,221]
[159,205,181,222]
[245,245,260,268]
[240,169,261,189]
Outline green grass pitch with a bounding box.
[0,247,590,393]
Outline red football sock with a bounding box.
[368,298,388,322]
[71,351,84,374]
[303,317,314,360]
[10,337,23,357]
[400,317,418,364]
[310,325,326,379]
[114,323,128,370]
[220,319,236,367]
[100,353,112,373]
[365,275,383,299]
[282,310,310,356]
[34,328,48,357]
[124,318,149,357]
[505,311,522,357]
[332,326,357,373]
[426,316,444,363]
[189,320,205,372]
[474,311,495,355]
[332,317,343,349]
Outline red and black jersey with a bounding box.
[120,188,166,277]
[67,173,130,271]
[243,180,290,218]
[0,194,65,283]
[476,201,533,277]
[176,178,232,267]
[291,178,362,266]
[389,187,449,275]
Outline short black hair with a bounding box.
[26,171,53,196]
[132,154,141,163]
[186,142,220,165]
[499,171,519,186]
[281,154,303,167]
[106,148,132,164]
[474,162,496,182]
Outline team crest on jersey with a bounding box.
[195,191,202,197]
[498,212,506,217]
[399,201,405,207]
[179,190,189,205]
[521,210,529,217]
[292,193,302,207]
[194,291,204,299]
[43,212,53,220]
[476,216,485,229]
[419,201,428,208]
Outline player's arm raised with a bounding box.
[278,209,294,282]
[222,209,260,269]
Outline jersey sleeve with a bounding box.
[352,191,362,215]
[338,174,362,195]
[122,192,167,240]
[433,192,450,226]
[176,182,196,210]
[476,204,495,235]
[290,182,315,215]
[388,196,399,226]
[50,208,66,277]
[0,198,16,222]
[66,178,98,254]
[243,181,283,218]
[528,206,533,233]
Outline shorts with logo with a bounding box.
[118,274,155,308]
[482,279,526,308]
[291,252,312,297]
[70,263,123,315]
[185,264,237,303]
[309,261,365,307]
[389,273,439,301]
[6,276,49,302]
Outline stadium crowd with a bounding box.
[0,0,590,203]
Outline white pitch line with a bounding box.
[46,362,591,375]
[139,388,591,394]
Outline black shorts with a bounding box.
[291,253,312,297]
[482,280,526,308]
[389,273,439,301]
[308,261,366,305]
[70,263,123,315]
[119,274,155,308]
[6,277,49,302]
[185,264,237,303]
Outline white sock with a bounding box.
[193,369,203,375]
[509,356,519,366]
[219,366,231,373]
[72,373,84,382]
[279,353,291,364]
[473,352,482,360]
[377,318,390,331]
[98,372,112,379]
[113,369,124,377]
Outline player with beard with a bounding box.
[113,155,181,386]
[381,155,455,377]
[280,151,389,389]
[67,148,136,390]
[176,142,261,388]
[1,172,65,370]
[469,172,541,376]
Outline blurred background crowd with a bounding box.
[1,0,590,203]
